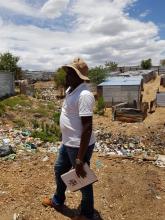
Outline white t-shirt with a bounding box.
[60,83,95,148]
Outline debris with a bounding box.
[113,107,146,123]
[22,130,31,136]
[156,195,162,200]
[96,160,103,169]
[13,213,22,220]
[47,146,59,153]
[2,138,10,147]
[24,142,37,150]
[155,155,165,167]
[0,145,15,157]
[42,156,49,162]
[0,190,8,195]
[1,154,16,161]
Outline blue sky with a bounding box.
[0,0,165,70]
[128,0,165,39]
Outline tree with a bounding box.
[141,58,152,70]
[88,65,108,85]
[105,61,118,72]
[160,59,165,66]
[0,52,22,79]
[54,67,66,96]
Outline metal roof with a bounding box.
[98,76,142,86]
[119,70,154,76]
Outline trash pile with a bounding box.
[94,129,147,157]
[0,127,60,160]
[94,128,165,157]
[1,126,165,168]
[36,87,59,102]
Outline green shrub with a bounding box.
[1,95,31,108]
[30,105,49,117]
[31,124,61,143]
[95,96,105,115]
[53,111,60,125]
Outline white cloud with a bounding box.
[0,16,3,26]
[0,0,70,19]
[0,0,165,70]
[40,0,70,19]
[139,9,151,18]
[0,0,36,17]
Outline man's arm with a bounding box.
[75,116,93,177]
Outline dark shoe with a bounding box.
[42,197,63,212]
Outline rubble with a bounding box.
[94,128,165,159]
[155,155,165,168]
[0,125,165,167]
[0,145,15,157]
[0,126,60,160]
[35,87,60,102]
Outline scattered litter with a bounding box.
[24,142,37,150]
[0,191,8,195]
[96,160,103,169]
[1,154,16,161]
[47,146,59,153]
[94,129,164,162]
[2,138,10,147]
[21,130,31,136]
[42,156,49,162]
[13,213,22,220]
[156,195,162,200]
[155,155,165,167]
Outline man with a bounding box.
[43,58,95,220]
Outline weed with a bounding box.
[12,118,25,128]
[0,102,5,116]
[1,95,31,108]
[95,96,105,115]
[31,125,61,143]
[47,102,56,110]
[53,111,60,125]
[31,119,40,129]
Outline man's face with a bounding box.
[66,67,82,87]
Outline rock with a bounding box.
[0,145,15,157]
[155,155,165,167]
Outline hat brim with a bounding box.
[62,65,90,81]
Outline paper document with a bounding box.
[61,163,98,192]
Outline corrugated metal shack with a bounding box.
[117,66,140,73]
[159,67,165,75]
[97,76,143,107]
[156,92,165,107]
[0,71,15,99]
[119,70,157,83]
[160,75,165,87]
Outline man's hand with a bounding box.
[75,163,86,178]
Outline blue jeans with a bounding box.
[53,144,95,219]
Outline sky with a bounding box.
[0,0,165,71]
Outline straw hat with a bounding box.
[63,57,90,81]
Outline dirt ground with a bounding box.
[1,75,165,220]
[0,152,165,220]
